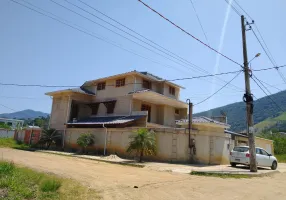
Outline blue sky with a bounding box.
[0,0,286,115]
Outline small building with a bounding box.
[0,118,24,129]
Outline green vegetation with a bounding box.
[259,131,286,154]
[190,171,251,179]
[127,128,156,162]
[194,90,286,132]
[76,133,95,153]
[0,123,12,130]
[0,138,29,150]
[276,154,286,163]
[254,112,286,132]
[0,161,100,200]
[39,129,62,149]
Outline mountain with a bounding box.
[0,109,49,119]
[194,90,286,132]
[254,112,286,132]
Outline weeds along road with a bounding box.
[1,148,286,200]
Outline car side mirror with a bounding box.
[269,154,272,156]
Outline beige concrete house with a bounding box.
[46,71,188,130]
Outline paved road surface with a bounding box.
[1,148,286,200]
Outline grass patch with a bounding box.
[190,171,251,179]
[40,179,61,192]
[0,161,100,200]
[276,154,286,163]
[0,138,30,150]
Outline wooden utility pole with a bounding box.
[241,15,257,172]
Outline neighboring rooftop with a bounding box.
[176,116,230,128]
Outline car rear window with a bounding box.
[233,147,249,152]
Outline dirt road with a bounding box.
[1,148,285,200]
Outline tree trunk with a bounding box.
[139,149,143,162]
[47,142,51,150]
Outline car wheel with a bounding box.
[230,162,236,167]
[271,161,277,170]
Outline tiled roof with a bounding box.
[67,115,145,125]
[176,116,230,127]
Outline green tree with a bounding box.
[127,128,156,162]
[76,133,95,153]
[39,129,62,149]
[259,130,286,154]
[0,123,12,130]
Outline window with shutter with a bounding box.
[169,86,175,95]
[97,82,106,90]
[116,78,125,87]
[142,80,151,89]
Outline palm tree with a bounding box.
[127,128,156,162]
[39,128,62,149]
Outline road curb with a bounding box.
[37,150,145,168]
[190,170,280,178]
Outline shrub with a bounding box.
[40,179,61,192]
[76,133,95,153]
[126,128,156,162]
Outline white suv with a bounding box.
[230,146,278,170]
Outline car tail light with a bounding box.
[246,153,250,158]
[230,152,232,155]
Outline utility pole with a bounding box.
[241,15,257,172]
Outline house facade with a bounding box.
[46,71,188,130]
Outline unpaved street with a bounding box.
[1,148,286,200]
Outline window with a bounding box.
[175,109,180,115]
[88,103,100,115]
[116,78,125,87]
[97,82,106,90]
[142,80,151,89]
[103,100,116,114]
[169,86,175,95]
[233,147,249,152]
[260,149,269,156]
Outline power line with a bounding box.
[137,0,242,67]
[2,64,285,88]
[233,0,251,19]
[251,75,284,112]
[194,71,242,105]
[223,0,241,16]
[77,0,244,92]
[188,0,209,45]
[58,0,242,91]
[9,0,198,76]
[11,0,242,91]
[0,69,242,88]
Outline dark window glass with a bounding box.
[116,78,125,87]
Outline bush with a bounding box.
[77,133,95,153]
[259,131,286,154]
[40,179,61,192]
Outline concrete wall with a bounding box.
[0,129,14,138]
[236,136,274,154]
[93,75,134,98]
[50,96,70,130]
[65,126,234,164]
[163,83,180,99]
